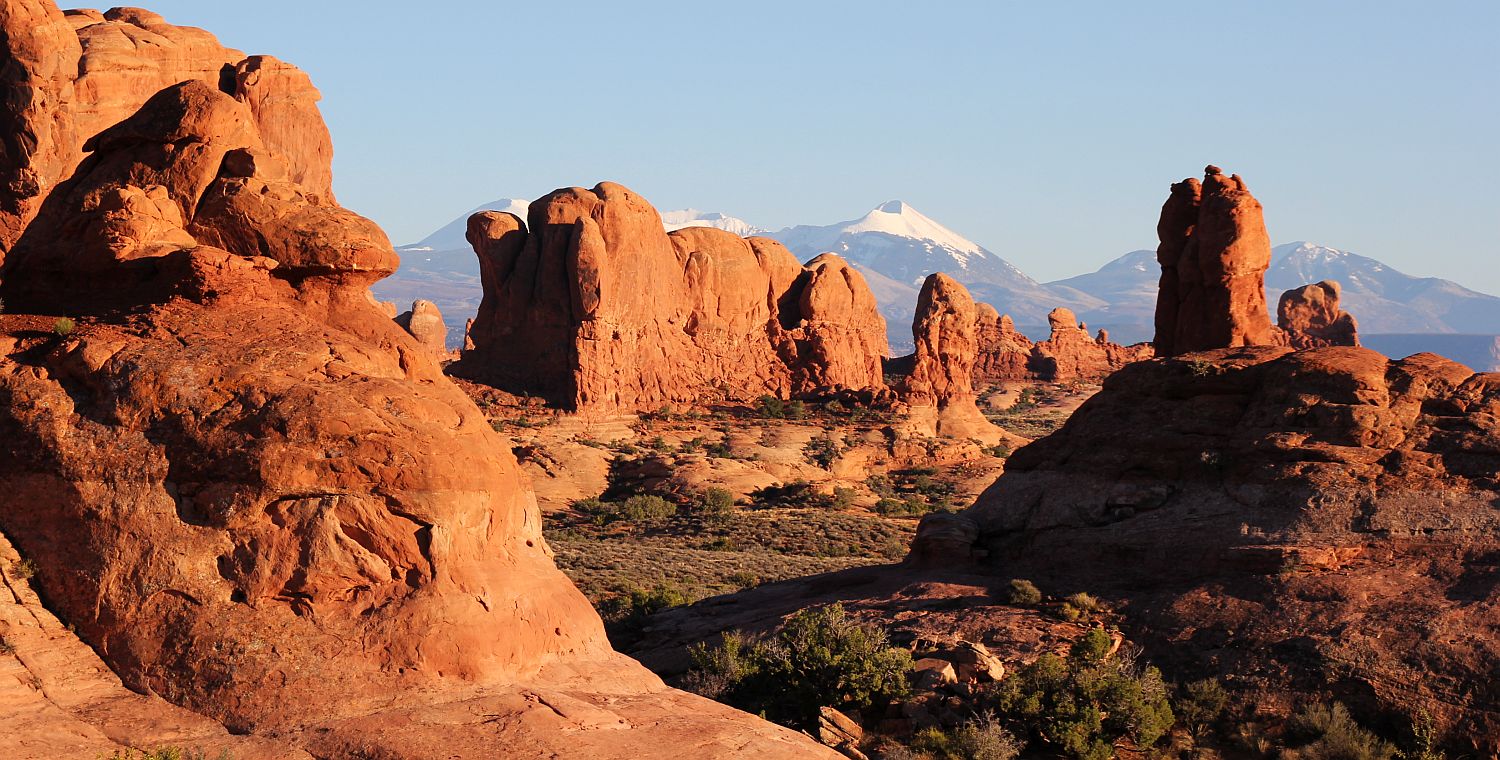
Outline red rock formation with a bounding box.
[971,304,1033,381]
[1154,166,1282,355]
[0,4,837,757]
[952,346,1500,748]
[460,184,888,411]
[395,298,449,358]
[902,273,1004,442]
[0,4,333,262]
[1278,279,1359,349]
[970,304,1150,385]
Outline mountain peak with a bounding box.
[876,200,910,214]
[660,209,765,236]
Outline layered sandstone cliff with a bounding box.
[460,183,888,411]
[0,4,836,757]
[1154,165,1283,355]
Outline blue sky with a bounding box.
[139,1,1498,290]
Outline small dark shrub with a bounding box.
[803,433,844,469]
[685,603,911,731]
[620,494,676,522]
[756,395,787,419]
[1005,579,1043,606]
[1177,678,1229,737]
[53,317,76,336]
[698,487,736,517]
[1287,702,1398,760]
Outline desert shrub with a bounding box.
[874,496,922,517]
[1005,579,1043,606]
[684,603,911,731]
[786,400,807,419]
[10,558,37,581]
[1065,592,1103,615]
[866,473,897,498]
[996,628,1173,759]
[727,571,760,590]
[831,486,857,510]
[648,436,672,453]
[619,494,676,522]
[1406,709,1445,760]
[756,395,787,419]
[1287,702,1397,760]
[100,750,230,760]
[698,487,736,517]
[679,436,706,453]
[0,634,14,655]
[52,316,76,336]
[987,444,1012,459]
[910,713,1022,760]
[803,433,844,469]
[752,481,835,509]
[1177,678,1229,737]
[705,437,734,458]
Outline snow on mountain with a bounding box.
[773,201,1099,351]
[660,209,765,237]
[402,198,531,253]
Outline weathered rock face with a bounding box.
[902,273,1003,442]
[0,4,837,757]
[953,346,1500,748]
[971,305,1033,381]
[970,304,1150,384]
[1279,279,1359,349]
[0,4,334,262]
[460,183,888,411]
[395,298,449,357]
[1154,166,1282,356]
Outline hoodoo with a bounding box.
[0,4,837,757]
[1153,165,1282,355]
[460,182,888,411]
[901,273,1005,442]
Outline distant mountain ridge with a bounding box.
[378,198,1500,369]
[770,201,1100,350]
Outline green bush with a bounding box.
[997,628,1172,759]
[803,433,844,469]
[685,603,911,731]
[1287,702,1398,760]
[52,317,76,336]
[1177,678,1229,737]
[831,486,857,510]
[756,395,787,419]
[620,494,676,522]
[1005,579,1043,606]
[698,487,736,517]
[909,713,1022,760]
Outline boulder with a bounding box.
[1279,279,1359,348]
[1154,166,1283,355]
[395,299,449,358]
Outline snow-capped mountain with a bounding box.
[661,209,765,237]
[403,198,531,253]
[772,201,1100,351]
[1051,242,1500,368]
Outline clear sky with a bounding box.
[136,1,1498,290]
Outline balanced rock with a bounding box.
[460,183,888,411]
[395,299,449,358]
[1278,279,1359,349]
[1154,166,1282,355]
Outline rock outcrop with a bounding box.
[901,273,1004,442]
[1154,166,1282,355]
[0,4,837,757]
[970,305,1150,384]
[394,298,449,358]
[1279,279,1359,349]
[460,183,888,412]
[0,4,333,262]
[949,346,1500,749]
